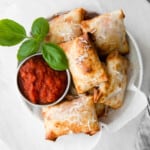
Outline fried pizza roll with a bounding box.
[46,8,86,44]
[81,10,129,55]
[98,51,129,109]
[42,95,100,141]
[60,34,108,94]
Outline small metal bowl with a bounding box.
[16,53,71,108]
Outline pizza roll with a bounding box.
[60,34,108,94]
[98,51,129,109]
[46,8,85,44]
[42,95,100,141]
[81,9,129,55]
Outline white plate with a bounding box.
[21,30,146,150]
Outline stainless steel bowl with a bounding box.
[16,53,71,108]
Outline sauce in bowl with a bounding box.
[17,55,69,105]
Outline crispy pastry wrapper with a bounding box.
[42,95,100,141]
[60,34,108,94]
[46,8,86,44]
[81,9,129,55]
[98,51,129,109]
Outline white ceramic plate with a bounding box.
[21,31,145,150]
[9,0,145,148]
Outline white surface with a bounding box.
[0,0,150,150]
[135,109,150,150]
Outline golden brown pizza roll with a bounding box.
[46,8,86,44]
[81,9,129,55]
[42,95,100,141]
[98,51,129,109]
[60,34,108,94]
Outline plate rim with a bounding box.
[127,31,143,89]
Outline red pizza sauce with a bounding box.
[18,55,68,105]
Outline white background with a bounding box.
[0,0,150,150]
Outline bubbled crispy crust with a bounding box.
[42,95,100,141]
[98,51,129,109]
[81,9,129,55]
[45,8,86,44]
[60,34,108,94]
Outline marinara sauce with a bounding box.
[18,55,67,104]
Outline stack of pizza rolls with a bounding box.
[42,8,129,141]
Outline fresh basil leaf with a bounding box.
[31,17,49,41]
[42,43,68,71]
[17,39,39,62]
[0,19,26,46]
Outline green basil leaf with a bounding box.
[42,43,68,71]
[0,19,26,46]
[17,39,39,62]
[31,17,49,41]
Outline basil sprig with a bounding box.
[0,17,68,71]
